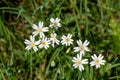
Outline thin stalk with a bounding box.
[80,0,83,16]
[0,69,5,80]
[30,51,32,80]
[84,0,89,36]
[97,0,103,21]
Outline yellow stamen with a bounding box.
[95,59,99,64]
[80,45,84,50]
[66,38,70,42]
[77,60,81,65]
[37,28,42,33]
[53,37,57,41]
[53,21,57,26]
[42,41,46,46]
[31,42,35,47]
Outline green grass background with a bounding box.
[0,0,120,80]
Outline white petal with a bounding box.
[43,27,49,32]
[30,36,34,42]
[77,54,80,59]
[25,46,31,51]
[82,59,88,64]
[24,39,30,44]
[40,33,45,38]
[32,24,38,30]
[67,34,72,38]
[56,18,60,22]
[83,40,89,46]
[55,27,58,29]
[73,57,77,61]
[33,46,38,52]
[57,23,61,27]
[56,40,60,44]
[54,33,57,36]
[61,40,65,44]
[50,18,54,23]
[91,55,96,60]
[100,62,105,65]
[74,47,80,52]
[99,56,104,60]
[98,54,104,60]
[32,31,38,36]
[44,46,48,49]
[100,60,106,64]
[90,61,95,66]
[77,40,82,46]
[39,21,44,28]
[93,54,97,59]
[73,64,78,68]
[62,35,66,39]
[78,65,82,71]
[38,44,43,48]
[84,47,90,51]
[81,65,84,70]
[71,39,74,42]
[35,40,40,45]
[65,43,68,46]
[96,64,100,68]
[80,50,84,56]
[49,24,53,28]
[52,43,55,47]
[72,60,76,62]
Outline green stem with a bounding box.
[80,0,82,16]
[84,0,89,36]
[0,69,5,80]
[30,51,32,80]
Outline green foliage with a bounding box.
[0,0,120,80]
[109,19,120,53]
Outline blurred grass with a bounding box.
[0,0,120,80]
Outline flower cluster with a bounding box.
[73,40,106,71]
[24,17,106,72]
[24,18,73,51]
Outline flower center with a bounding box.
[51,35,57,41]
[66,38,70,42]
[80,45,84,50]
[53,21,57,26]
[53,37,57,41]
[42,41,46,46]
[95,59,99,64]
[30,42,35,47]
[37,28,42,33]
[77,60,81,65]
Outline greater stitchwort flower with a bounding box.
[72,54,88,71]
[24,17,106,73]
[90,54,106,69]
[38,37,51,49]
[24,35,40,52]
[74,40,89,56]
[32,21,49,38]
[50,33,60,47]
[61,34,73,46]
[49,18,61,29]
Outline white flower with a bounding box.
[90,54,106,69]
[49,18,61,29]
[74,40,89,56]
[51,61,55,67]
[32,21,49,38]
[38,37,51,49]
[50,33,60,47]
[61,34,73,46]
[24,35,40,52]
[72,54,88,71]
